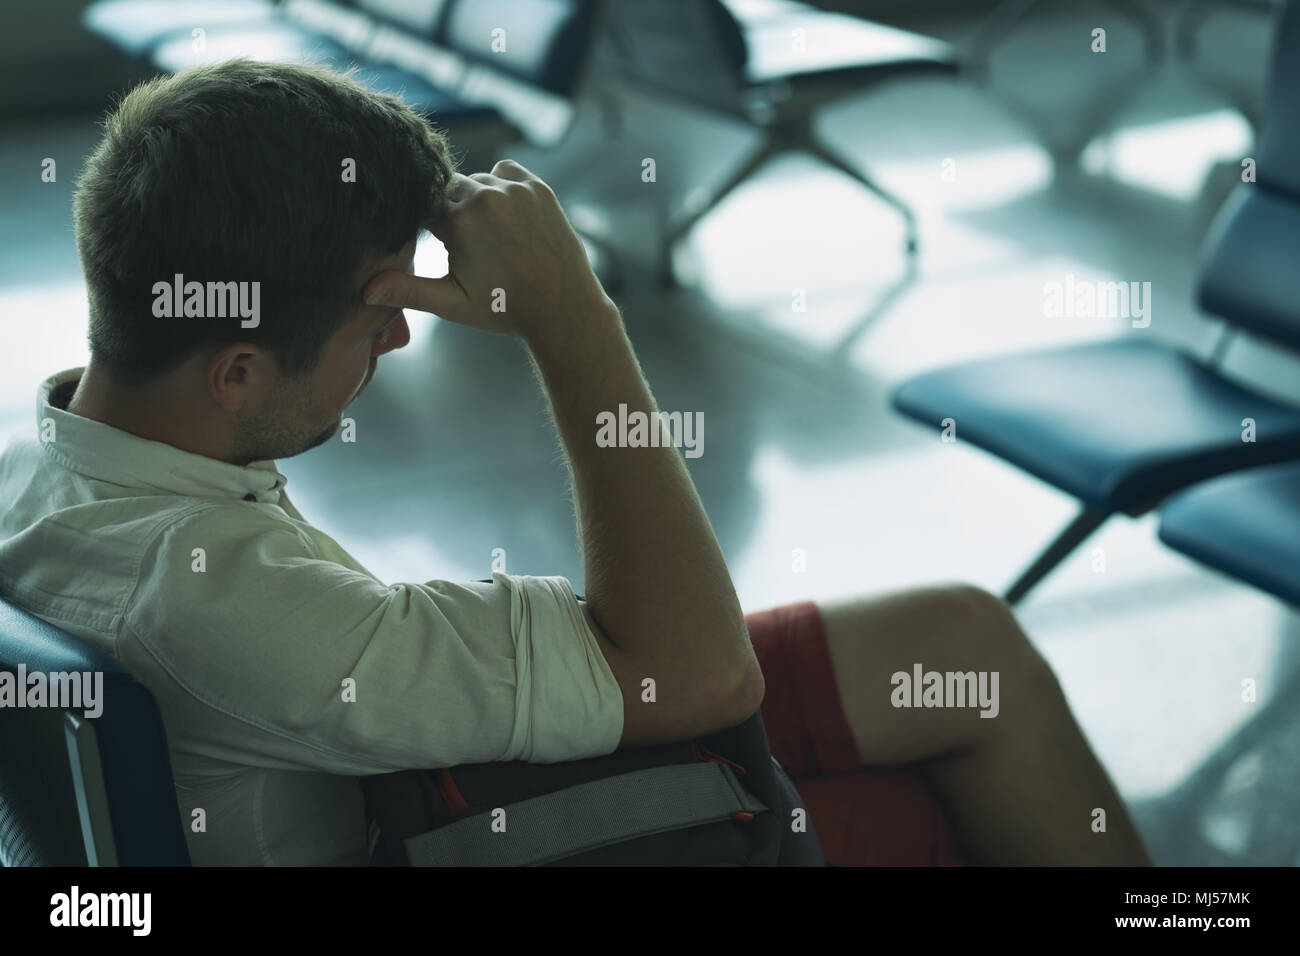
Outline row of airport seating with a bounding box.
[894,0,1300,609]
[967,0,1283,152]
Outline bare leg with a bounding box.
[817,583,1151,866]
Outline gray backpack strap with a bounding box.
[402,761,768,867]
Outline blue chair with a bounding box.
[84,0,602,175]
[595,0,959,299]
[341,0,605,163]
[1158,461,1300,609]
[890,0,1300,606]
[0,597,190,866]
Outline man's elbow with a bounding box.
[716,663,766,726]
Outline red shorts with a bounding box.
[745,601,964,866]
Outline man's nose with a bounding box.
[374,313,411,355]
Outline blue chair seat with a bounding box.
[892,338,1300,512]
[83,0,278,58]
[739,10,959,87]
[345,65,503,123]
[1159,461,1300,607]
[152,22,354,73]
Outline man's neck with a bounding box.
[67,362,231,462]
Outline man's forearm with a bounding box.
[522,298,762,706]
[360,162,762,716]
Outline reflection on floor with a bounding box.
[2,2,1296,867]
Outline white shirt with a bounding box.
[0,368,624,866]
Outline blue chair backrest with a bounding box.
[0,597,190,866]
[1196,0,1300,352]
[439,0,599,95]
[354,0,451,38]
[1255,0,1300,198]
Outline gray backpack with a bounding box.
[361,709,826,866]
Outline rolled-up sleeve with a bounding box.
[121,504,624,775]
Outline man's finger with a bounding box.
[447,171,480,195]
[441,172,484,208]
[363,270,464,315]
[491,159,533,182]
[426,173,484,240]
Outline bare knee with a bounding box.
[930,582,1062,707]
[820,581,1062,725]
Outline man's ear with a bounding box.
[207,343,274,413]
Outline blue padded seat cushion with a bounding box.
[891,337,1300,511]
[739,9,958,86]
[1159,461,1300,607]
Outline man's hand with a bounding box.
[362,160,610,338]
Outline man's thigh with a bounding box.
[816,583,1049,767]
[748,584,1046,772]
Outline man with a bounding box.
[0,60,1150,866]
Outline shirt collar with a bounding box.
[38,367,288,504]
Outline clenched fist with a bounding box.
[362,160,611,339]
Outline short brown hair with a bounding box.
[74,58,455,382]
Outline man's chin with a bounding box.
[306,420,340,452]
